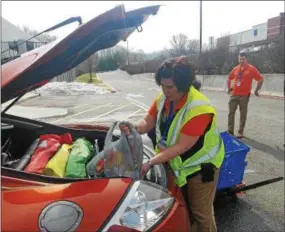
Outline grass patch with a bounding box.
[76,73,103,84]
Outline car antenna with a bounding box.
[1,16,83,54]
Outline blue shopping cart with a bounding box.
[216,131,283,200]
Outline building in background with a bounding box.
[1,17,76,82]
[1,17,47,64]
[216,12,284,53]
[267,12,285,40]
[209,36,215,50]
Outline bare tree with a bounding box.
[115,46,128,65]
[129,49,146,64]
[210,34,231,74]
[169,33,189,56]
[75,53,99,78]
[21,25,57,43]
[84,54,99,82]
[86,57,93,82]
[266,33,284,73]
[187,39,200,54]
[98,45,129,65]
[216,35,230,49]
[136,49,145,63]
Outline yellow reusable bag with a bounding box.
[43,144,72,177]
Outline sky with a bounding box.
[2,1,284,53]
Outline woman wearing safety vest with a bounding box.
[121,56,225,232]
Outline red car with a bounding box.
[1,5,191,232]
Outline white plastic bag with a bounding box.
[86,121,143,180]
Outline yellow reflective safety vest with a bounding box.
[155,86,225,187]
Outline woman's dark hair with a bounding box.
[154,56,197,93]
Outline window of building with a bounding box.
[253,29,258,36]
[26,41,35,51]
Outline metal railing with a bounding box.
[1,40,77,82]
[51,68,77,82]
[1,41,47,64]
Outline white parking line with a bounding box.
[126,97,149,111]
[128,112,147,117]
[84,103,132,122]
[51,103,112,123]
[244,169,255,174]
[71,104,89,109]
[148,87,160,91]
[124,109,141,120]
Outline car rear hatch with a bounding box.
[1,5,161,104]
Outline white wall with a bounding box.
[229,33,242,47]
[240,29,253,45]
[1,17,33,42]
[229,22,268,48]
[196,74,284,97]
[131,72,284,97]
[1,17,40,59]
[229,29,255,47]
[252,23,268,41]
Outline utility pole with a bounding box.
[200,0,203,54]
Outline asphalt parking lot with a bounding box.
[18,71,284,232]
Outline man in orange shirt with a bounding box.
[227,52,264,138]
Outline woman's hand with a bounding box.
[120,114,156,136]
[120,124,131,135]
[141,162,151,176]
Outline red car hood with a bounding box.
[1,5,160,103]
[2,178,132,232]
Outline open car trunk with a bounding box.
[1,114,168,188]
[1,4,167,189]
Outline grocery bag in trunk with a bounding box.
[86,121,143,180]
[24,137,60,174]
[41,133,73,145]
[24,133,72,174]
[65,138,94,178]
[43,144,72,177]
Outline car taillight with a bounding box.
[103,181,174,232]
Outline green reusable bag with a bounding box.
[64,138,94,178]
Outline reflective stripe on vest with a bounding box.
[169,99,213,146]
[182,127,221,168]
[155,95,213,148]
[155,94,166,143]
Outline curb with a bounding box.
[258,94,284,100]
[201,88,284,100]
[3,93,41,108]
[18,92,41,103]
[96,77,116,93]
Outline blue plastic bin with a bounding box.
[217,131,250,190]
